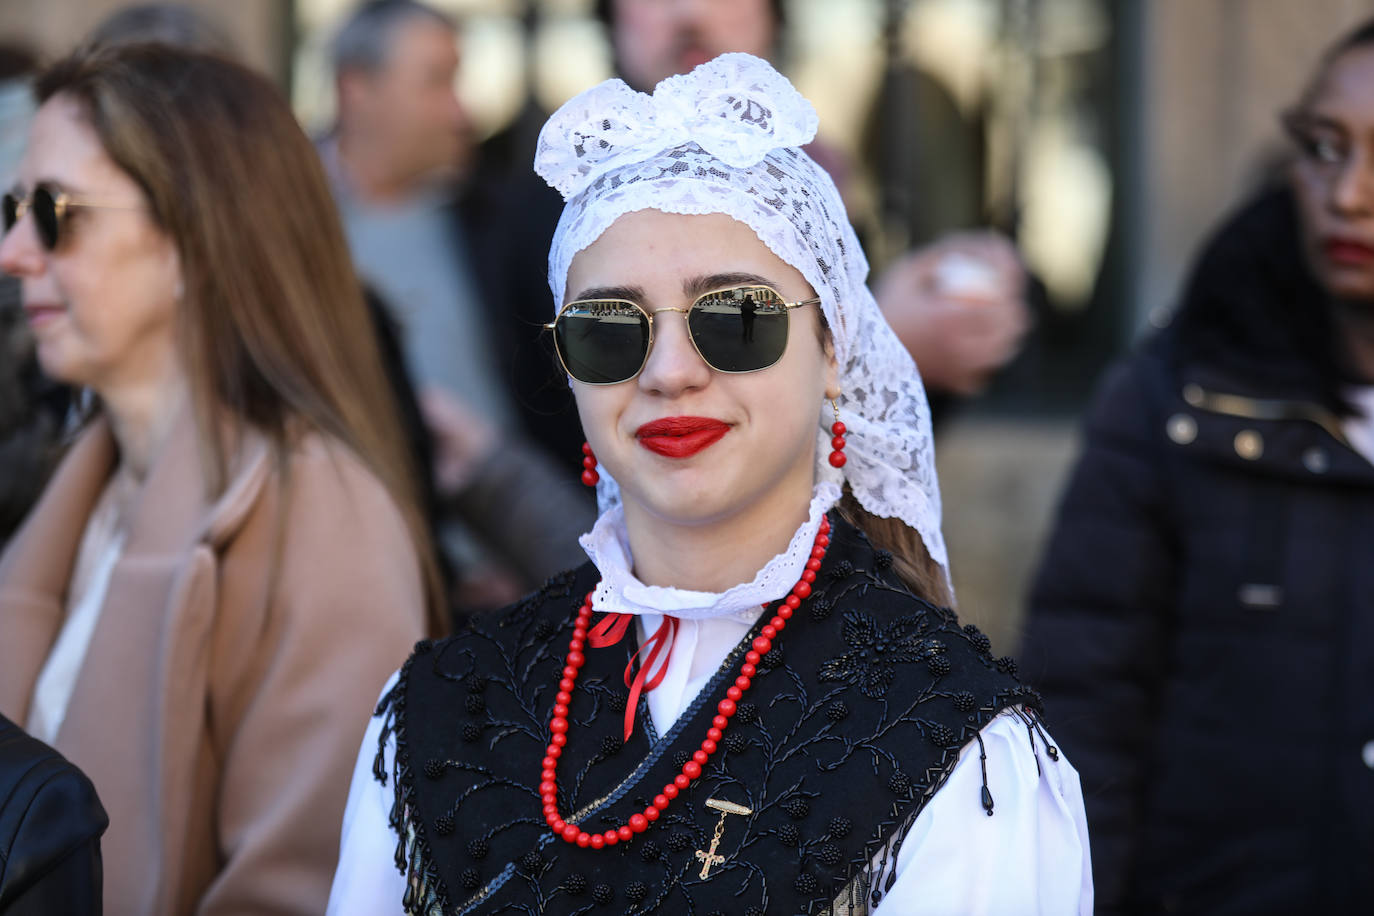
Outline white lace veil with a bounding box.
[534,53,948,576]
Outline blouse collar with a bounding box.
[579,480,843,623]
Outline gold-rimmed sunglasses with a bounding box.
[3,184,143,251]
[545,284,821,385]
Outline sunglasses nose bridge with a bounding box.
[638,303,713,380]
[643,305,691,358]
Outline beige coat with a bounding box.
[0,413,426,914]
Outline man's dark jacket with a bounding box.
[1021,187,1374,914]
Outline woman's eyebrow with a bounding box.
[18,177,75,194]
[569,284,648,302]
[686,272,777,296]
[568,273,779,304]
[1295,110,1352,134]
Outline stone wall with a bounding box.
[936,416,1079,656]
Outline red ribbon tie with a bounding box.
[587,611,679,742]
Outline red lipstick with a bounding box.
[636,416,730,458]
[1323,237,1374,266]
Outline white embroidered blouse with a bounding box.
[327,489,1093,914]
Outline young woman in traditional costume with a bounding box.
[329,54,1091,915]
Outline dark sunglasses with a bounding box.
[546,284,821,385]
[3,184,141,251]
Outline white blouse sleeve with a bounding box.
[870,709,1093,915]
[327,671,408,916]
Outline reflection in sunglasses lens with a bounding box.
[556,302,650,384]
[689,288,789,373]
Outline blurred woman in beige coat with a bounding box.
[0,43,442,914]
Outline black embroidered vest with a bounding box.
[376,515,1042,914]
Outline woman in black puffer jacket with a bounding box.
[1021,21,1374,916]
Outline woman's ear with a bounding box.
[822,329,841,401]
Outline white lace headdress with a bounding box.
[534,53,947,575]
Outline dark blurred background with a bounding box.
[4,0,1370,649]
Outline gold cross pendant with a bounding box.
[694,798,752,879]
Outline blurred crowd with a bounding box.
[0,1,1371,914]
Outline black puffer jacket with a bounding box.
[1021,188,1374,915]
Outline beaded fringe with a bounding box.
[821,699,1054,915]
[373,648,453,916]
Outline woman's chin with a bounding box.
[622,470,814,534]
[33,346,78,384]
[627,489,730,529]
[1320,267,1374,306]
[33,340,90,388]
[1332,288,1374,315]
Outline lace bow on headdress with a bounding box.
[535,53,819,201]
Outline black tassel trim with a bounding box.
[848,683,1032,912]
[371,644,455,914]
[975,731,995,816]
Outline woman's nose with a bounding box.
[1330,151,1374,217]
[0,210,44,278]
[637,309,712,396]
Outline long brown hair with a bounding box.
[836,489,952,607]
[36,44,446,633]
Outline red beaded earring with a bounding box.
[580,442,600,486]
[828,400,847,468]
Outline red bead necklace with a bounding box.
[540,515,833,848]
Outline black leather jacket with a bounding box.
[0,715,108,915]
